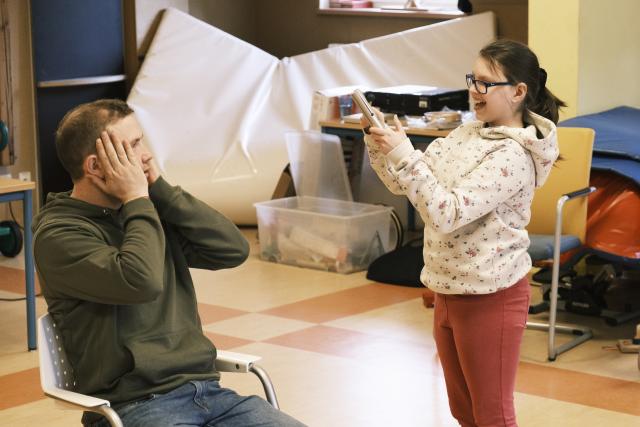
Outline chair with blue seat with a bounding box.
[526,127,596,361]
[38,313,279,427]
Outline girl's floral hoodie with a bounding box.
[365,111,559,294]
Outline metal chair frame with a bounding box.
[526,187,596,361]
[38,314,279,427]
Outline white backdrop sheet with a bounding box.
[128,8,495,224]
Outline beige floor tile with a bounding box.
[203,313,315,341]
[219,342,459,427]
[0,251,25,270]
[325,298,434,345]
[0,398,82,427]
[521,288,639,380]
[0,296,47,376]
[515,392,640,427]
[521,325,640,381]
[197,302,248,325]
[265,324,441,376]
[190,257,370,312]
[0,290,23,299]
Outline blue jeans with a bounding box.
[86,380,306,427]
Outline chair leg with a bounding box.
[250,364,280,409]
[96,405,123,427]
[527,270,593,361]
[527,199,593,361]
[526,321,593,361]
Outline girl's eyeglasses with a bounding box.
[466,73,512,94]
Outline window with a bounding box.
[374,1,458,9]
[319,0,464,19]
[322,1,459,11]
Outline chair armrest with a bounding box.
[563,186,595,200]
[44,387,111,409]
[215,350,261,373]
[215,350,280,409]
[555,186,596,232]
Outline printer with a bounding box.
[365,85,469,115]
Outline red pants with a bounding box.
[433,277,530,427]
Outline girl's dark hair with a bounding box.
[479,39,566,124]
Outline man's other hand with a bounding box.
[89,130,149,204]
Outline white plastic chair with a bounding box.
[38,314,279,427]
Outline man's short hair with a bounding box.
[55,99,134,181]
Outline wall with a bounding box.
[128,0,260,80]
[578,0,640,115]
[528,0,580,119]
[188,0,526,59]
[465,0,528,44]
[0,0,37,222]
[130,0,258,63]
[530,0,640,120]
[188,0,258,47]
[124,0,189,82]
[252,0,445,58]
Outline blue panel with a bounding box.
[591,156,640,187]
[560,106,640,161]
[31,0,124,81]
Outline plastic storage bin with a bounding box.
[255,196,392,273]
[254,131,393,273]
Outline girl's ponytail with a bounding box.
[529,68,567,124]
[531,86,566,124]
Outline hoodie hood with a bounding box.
[478,111,559,188]
[32,191,118,235]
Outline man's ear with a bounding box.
[84,154,105,179]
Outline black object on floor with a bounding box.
[366,238,424,287]
[0,220,22,257]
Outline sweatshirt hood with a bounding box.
[32,191,117,234]
[478,111,559,187]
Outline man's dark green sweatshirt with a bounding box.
[33,177,250,407]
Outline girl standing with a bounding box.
[361,39,564,426]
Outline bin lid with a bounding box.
[285,131,353,201]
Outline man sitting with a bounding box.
[33,99,306,427]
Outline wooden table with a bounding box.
[0,178,37,350]
[320,119,450,141]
